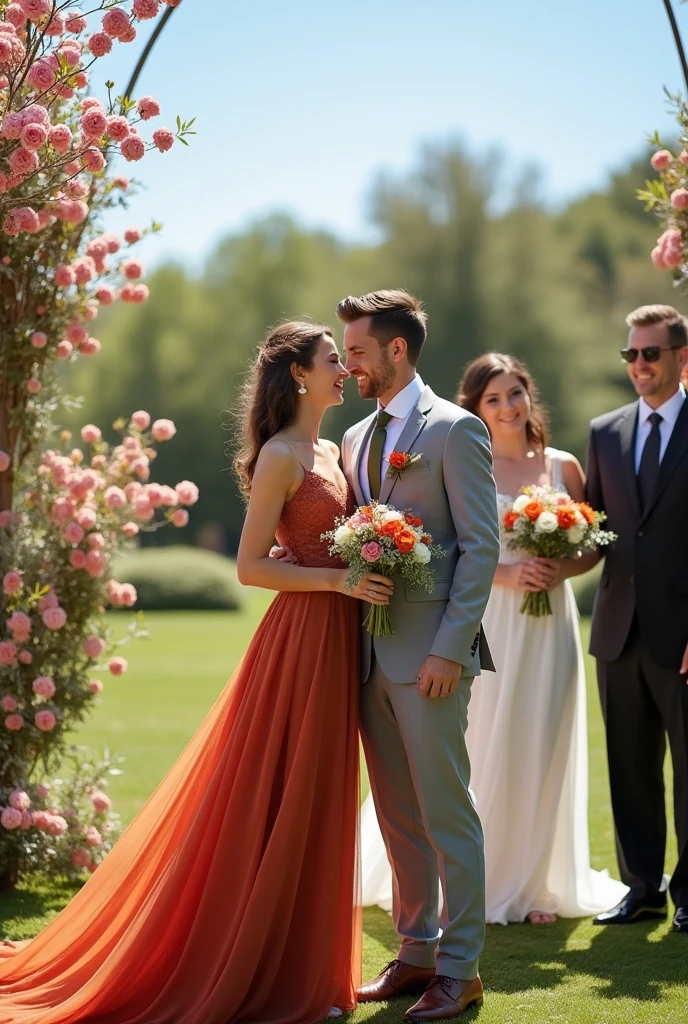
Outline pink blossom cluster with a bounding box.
[648,147,688,273]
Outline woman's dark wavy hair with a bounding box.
[232,320,332,497]
[456,352,549,450]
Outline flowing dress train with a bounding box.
[360,450,627,924]
[0,471,361,1024]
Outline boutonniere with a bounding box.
[387,450,422,478]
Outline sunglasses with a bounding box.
[620,344,684,364]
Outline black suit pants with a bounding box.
[597,620,688,906]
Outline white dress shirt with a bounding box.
[359,375,425,502]
[634,385,686,472]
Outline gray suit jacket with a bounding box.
[341,385,500,683]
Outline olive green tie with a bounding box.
[367,410,393,500]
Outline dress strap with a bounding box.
[545,447,564,490]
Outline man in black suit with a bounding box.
[586,304,688,934]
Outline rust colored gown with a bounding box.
[0,472,361,1024]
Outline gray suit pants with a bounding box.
[360,657,485,980]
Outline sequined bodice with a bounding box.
[276,471,353,568]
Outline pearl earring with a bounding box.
[298,384,307,394]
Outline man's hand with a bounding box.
[680,642,688,680]
[416,654,462,699]
[269,544,299,565]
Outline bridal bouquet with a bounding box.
[322,502,445,636]
[502,485,616,617]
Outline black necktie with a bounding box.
[367,410,392,501]
[637,412,663,511]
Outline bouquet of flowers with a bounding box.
[502,485,616,616]
[322,502,445,636]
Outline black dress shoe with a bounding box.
[594,895,667,925]
[672,906,688,933]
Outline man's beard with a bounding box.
[358,349,396,399]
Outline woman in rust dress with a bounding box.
[0,322,393,1024]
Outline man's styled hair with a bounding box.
[336,289,427,365]
[625,304,688,348]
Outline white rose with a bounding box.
[381,509,403,523]
[513,494,530,513]
[412,542,431,564]
[566,525,585,545]
[334,524,353,544]
[535,510,558,533]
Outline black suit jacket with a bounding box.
[585,396,688,669]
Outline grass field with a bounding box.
[0,591,686,1023]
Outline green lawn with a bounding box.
[1,593,686,1022]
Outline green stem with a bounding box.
[664,0,688,94]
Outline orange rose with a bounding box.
[577,502,595,525]
[388,451,407,470]
[556,506,579,529]
[394,527,417,554]
[380,520,403,538]
[404,513,423,527]
[522,500,544,522]
[360,506,373,517]
[421,533,433,545]
[503,510,520,529]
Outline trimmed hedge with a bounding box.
[569,560,604,617]
[113,546,243,611]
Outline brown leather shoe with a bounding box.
[404,975,484,1020]
[356,960,436,1003]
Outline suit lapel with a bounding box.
[616,403,641,521]
[348,413,376,507]
[642,397,688,521]
[379,387,436,506]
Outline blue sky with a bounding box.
[95,0,688,269]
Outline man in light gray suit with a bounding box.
[338,290,499,1021]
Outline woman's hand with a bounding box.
[532,556,579,590]
[337,571,394,605]
[503,559,555,592]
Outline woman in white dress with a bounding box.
[360,353,627,925]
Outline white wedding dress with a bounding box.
[360,449,627,924]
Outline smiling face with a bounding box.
[343,317,398,400]
[294,334,349,409]
[477,371,531,442]
[626,322,687,408]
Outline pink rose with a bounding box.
[70,847,91,868]
[122,521,139,537]
[88,679,103,694]
[19,810,32,830]
[120,136,145,162]
[9,789,30,811]
[133,0,160,18]
[27,61,55,91]
[54,264,76,287]
[106,115,130,141]
[102,8,130,37]
[19,1,51,26]
[42,606,67,630]
[5,714,24,731]
[124,227,142,244]
[175,480,199,505]
[87,32,113,58]
[32,809,51,829]
[0,641,17,664]
[80,337,101,357]
[122,259,143,280]
[85,550,106,577]
[152,418,176,442]
[18,651,33,665]
[106,486,127,509]
[21,122,48,150]
[651,149,674,170]
[80,424,101,444]
[48,124,72,153]
[0,451,10,472]
[66,12,87,33]
[671,188,688,211]
[35,782,50,800]
[108,656,127,676]
[1,807,22,830]
[76,506,97,530]
[119,583,137,607]
[171,508,189,527]
[37,590,58,612]
[30,331,47,348]
[87,531,105,550]
[96,284,117,305]
[55,340,73,360]
[69,550,87,569]
[63,521,85,544]
[82,147,105,172]
[3,570,22,594]
[46,814,67,836]
[7,611,31,637]
[85,825,102,846]
[152,128,174,153]
[137,95,161,120]
[32,676,56,699]
[130,410,151,430]
[83,635,106,659]
[35,709,57,731]
[361,541,383,562]
[0,695,18,713]
[9,147,39,176]
[26,378,41,395]
[90,789,111,813]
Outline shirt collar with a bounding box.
[639,384,686,430]
[378,375,424,420]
